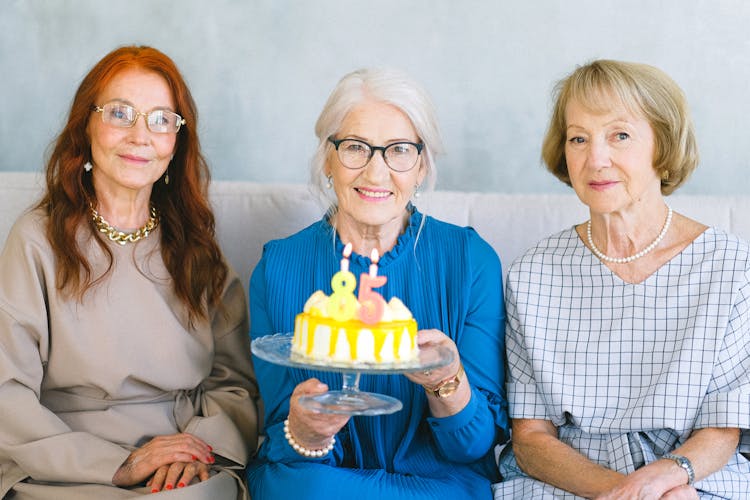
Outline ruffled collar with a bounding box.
[322,205,424,269]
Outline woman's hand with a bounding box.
[597,481,698,500]
[146,460,211,492]
[404,329,470,417]
[595,459,695,500]
[404,329,461,388]
[661,485,700,499]
[287,378,349,450]
[111,433,214,487]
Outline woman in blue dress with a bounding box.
[247,68,509,499]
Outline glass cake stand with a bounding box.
[251,333,454,416]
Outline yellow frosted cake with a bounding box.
[293,292,418,364]
[291,247,419,365]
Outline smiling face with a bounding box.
[564,97,662,216]
[86,67,177,202]
[327,100,426,235]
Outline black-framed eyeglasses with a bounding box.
[328,137,423,172]
[92,101,186,134]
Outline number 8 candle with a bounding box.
[328,243,357,321]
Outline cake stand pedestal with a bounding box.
[251,333,454,416]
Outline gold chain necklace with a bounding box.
[90,205,159,245]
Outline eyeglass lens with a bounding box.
[336,139,419,171]
[98,102,183,133]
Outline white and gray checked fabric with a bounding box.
[493,227,750,499]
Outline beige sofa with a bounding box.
[2,171,749,290]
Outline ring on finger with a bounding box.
[423,370,431,377]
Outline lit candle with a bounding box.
[369,248,379,277]
[340,242,352,272]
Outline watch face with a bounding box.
[436,379,460,398]
[433,364,464,398]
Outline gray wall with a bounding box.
[2,0,748,194]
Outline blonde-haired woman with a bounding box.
[495,60,750,499]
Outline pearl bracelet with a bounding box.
[283,418,335,458]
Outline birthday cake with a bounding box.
[291,246,419,365]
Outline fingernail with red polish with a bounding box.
[191,455,198,461]
[151,488,159,493]
[208,445,213,451]
[165,484,173,490]
[209,455,215,463]
[178,482,185,488]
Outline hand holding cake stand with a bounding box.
[251,244,454,416]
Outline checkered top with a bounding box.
[495,226,750,498]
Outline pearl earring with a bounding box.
[83,161,93,172]
[326,175,333,189]
[413,184,421,198]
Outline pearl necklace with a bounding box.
[586,206,673,264]
[91,205,159,245]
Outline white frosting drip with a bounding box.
[331,327,351,361]
[398,327,416,360]
[379,333,395,362]
[356,330,376,362]
[311,325,331,358]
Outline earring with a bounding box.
[413,184,421,199]
[326,175,333,189]
[83,161,93,172]
[164,170,170,185]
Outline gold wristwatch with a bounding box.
[424,363,464,398]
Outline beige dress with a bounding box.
[0,209,258,499]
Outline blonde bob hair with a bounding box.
[310,68,443,208]
[541,59,698,195]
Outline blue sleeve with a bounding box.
[427,230,509,462]
[249,251,341,465]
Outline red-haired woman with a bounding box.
[0,46,258,499]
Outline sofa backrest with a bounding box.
[2,171,749,290]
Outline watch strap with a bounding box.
[662,453,695,485]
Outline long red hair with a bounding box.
[38,45,226,323]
